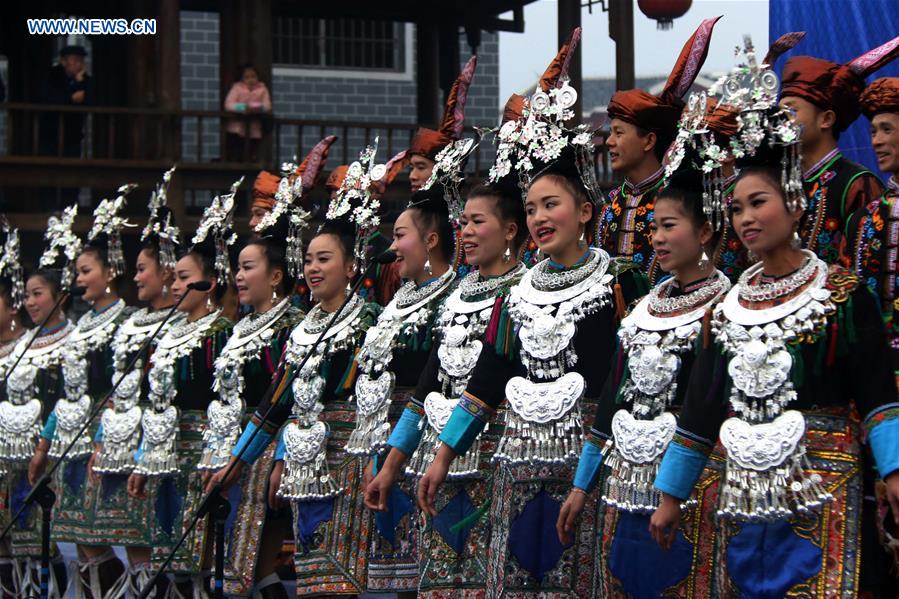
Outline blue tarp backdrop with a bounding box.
[770,0,899,176]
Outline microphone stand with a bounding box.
[0,285,202,599]
[138,255,395,599]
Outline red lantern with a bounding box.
[638,0,692,30]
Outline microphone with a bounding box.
[70,286,87,297]
[187,280,212,292]
[373,250,397,265]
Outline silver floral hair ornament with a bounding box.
[39,204,83,292]
[419,135,481,224]
[0,217,25,309]
[192,177,242,286]
[710,35,804,213]
[327,138,392,272]
[663,92,732,232]
[488,28,600,206]
[141,166,181,271]
[256,136,339,280]
[88,183,138,278]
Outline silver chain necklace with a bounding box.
[737,249,819,303]
[458,263,526,300]
[648,271,730,315]
[231,297,290,338]
[530,250,601,291]
[394,268,455,309]
[302,293,363,335]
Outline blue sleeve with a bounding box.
[40,411,58,441]
[232,420,275,464]
[866,406,899,479]
[387,406,425,456]
[274,428,286,461]
[438,393,493,456]
[94,422,104,444]
[654,437,710,500]
[573,437,606,492]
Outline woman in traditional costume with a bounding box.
[352,147,460,596]
[418,28,648,598]
[127,181,239,597]
[33,186,138,597]
[1,206,80,596]
[649,40,899,598]
[200,139,338,598]
[555,91,732,598]
[365,139,527,597]
[81,168,184,595]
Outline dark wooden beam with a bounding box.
[416,21,441,127]
[609,0,635,91]
[557,0,582,124]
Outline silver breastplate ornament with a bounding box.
[407,264,526,479]
[495,248,613,466]
[346,269,455,456]
[714,251,834,521]
[602,271,730,513]
[278,294,366,500]
[49,301,128,462]
[94,308,184,474]
[134,309,222,477]
[200,298,292,471]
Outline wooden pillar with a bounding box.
[438,24,460,106]
[248,0,273,164]
[609,0,635,91]
[557,0,582,124]
[416,22,440,127]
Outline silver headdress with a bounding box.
[256,135,339,280]
[419,135,481,224]
[0,217,24,308]
[88,183,138,278]
[141,166,181,270]
[663,92,733,232]
[39,205,83,292]
[327,138,403,272]
[710,35,803,212]
[191,178,242,285]
[489,28,599,206]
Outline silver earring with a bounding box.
[206,295,213,311]
[346,281,353,293]
[791,230,802,249]
[698,249,710,270]
[503,244,512,263]
[578,230,586,248]
[10,320,15,332]
[424,250,433,276]
[271,287,278,303]
[105,284,111,295]
[162,284,168,297]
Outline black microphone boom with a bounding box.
[137,255,387,599]
[188,280,213,292]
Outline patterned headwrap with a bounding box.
[781,34,899,132]
[409,55,478,160]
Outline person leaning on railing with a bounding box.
[224,62,272,163]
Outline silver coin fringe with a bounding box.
[717,445,833,521]
[602,443,665,513]
[345,402,390,456]
[493,409,582,466]
[406,424,481,479]
[279,451,342,501]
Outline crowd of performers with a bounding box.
[1,18,899,599]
